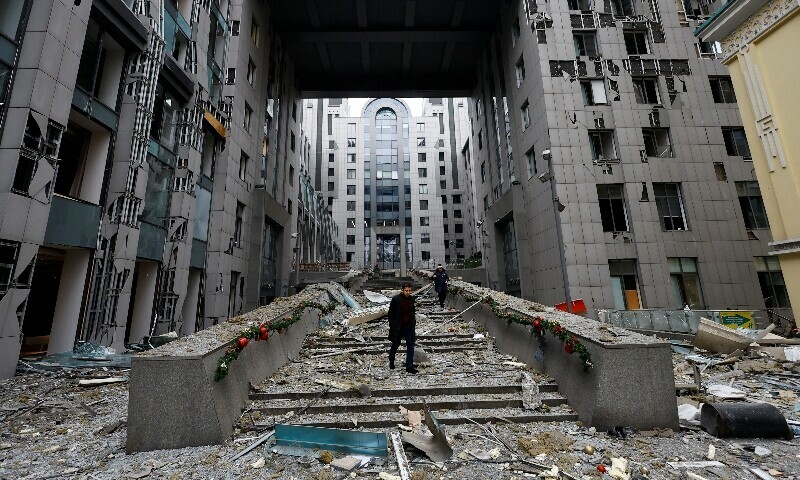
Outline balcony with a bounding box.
[72,88,119,131]
[44,195,102,249]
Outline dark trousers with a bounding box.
[389,327,415,369]
[437,291,447,307]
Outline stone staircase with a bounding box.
[244,292,577,431]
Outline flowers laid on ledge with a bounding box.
[442,282,594,373]
[214,300,337,381]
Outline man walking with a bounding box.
[387,283,418,374]
[433,264,449,309]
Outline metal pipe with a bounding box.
[545,150,572,313]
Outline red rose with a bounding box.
[237,337,249,349]
[259,331,269,341]
[597,465,606,473]
[565,343,575,354]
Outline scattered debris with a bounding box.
[400,404,453,462]
[693,318,753,353]
[77,376,128,387]
[389,432,411,480]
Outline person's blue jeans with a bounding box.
[389,327,415,369]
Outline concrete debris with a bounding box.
[707,384,747,399]
[666,460,724,468]
[609,457,631,480]
[2,282,800,479]
[400,404,453,462]
[77,376,128,387]
[250,456,265,468]
[521,372,542,410]
[693,318,753,353]
[364,290,391,304]
[331,455,361,471]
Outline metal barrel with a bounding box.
[700,403,794,439]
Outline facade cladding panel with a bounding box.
[303,98,478,271]
[0,0,338,378]
[466,0,787,316]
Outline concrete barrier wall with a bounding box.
[433,276,678,431]
[127,291,330,452]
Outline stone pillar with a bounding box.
[128,262,159,343]
[48,250,91,355]
[180,269,202,336]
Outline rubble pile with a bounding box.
[1,283,799,479]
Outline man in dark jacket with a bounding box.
[433,265,449,309]
[387,283,417,373]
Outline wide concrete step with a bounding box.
[262,412,580,430]
[250,383,559,400]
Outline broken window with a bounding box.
[736,181,769,230]
[0,240,19,298]
[624,31,650,55]
[710,76,737,103]
[456,238,465,248]
[347,218,356,228]
[567,0,593,10]
[247,58,256,85]
[597,184,629,232]
[581,79,607,105]
[141,156,173,227]
[418,168,427,178]
[609,259,642,310]
[611,0,636,16]
[239,152,249,181]
[654,183,687,231]
[515,56,526,87]
[417,137,425,147]
[76,18,125,104]
[573,31,599,57]
[682,0,711,18]
[588,130,617,160]
[234,202,245,246]
[520,100,531,130]
[722,127,751,158]
[150,84,179,150]
[669,257,704,308]
[755,256,790,308]
[642,128,673,157]
[346,185,356,195]
[632,77,660,104]
[244,103,252,132]
[346,235,355,245]
[454,210,462,218]
[420,200,428,210]
[54,124,91,199]
[511,17,521,47]
[420,217,430,226]
[525,149,536,177]
[13,115,63,197]
[696,41,722,58]
[346,201,356,211]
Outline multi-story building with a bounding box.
[304,98,478,272]
[467,0,793,316]
[0,0,338,378]
[696,0,800,326]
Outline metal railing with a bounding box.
[597,308,793,334]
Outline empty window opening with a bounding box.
[597,184,629,232]
[654,183,688,231]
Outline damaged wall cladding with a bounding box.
[467,0,790,322]
[0,0,325,379]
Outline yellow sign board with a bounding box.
[719,311,755,330]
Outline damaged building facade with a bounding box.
[467,0,795,318]
[0,0,339,378]
[303,98,479,271]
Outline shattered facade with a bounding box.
[0,0,336,378]
[303,98,479,271]
[468,0,795,317]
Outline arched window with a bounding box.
[375,108,396,120]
